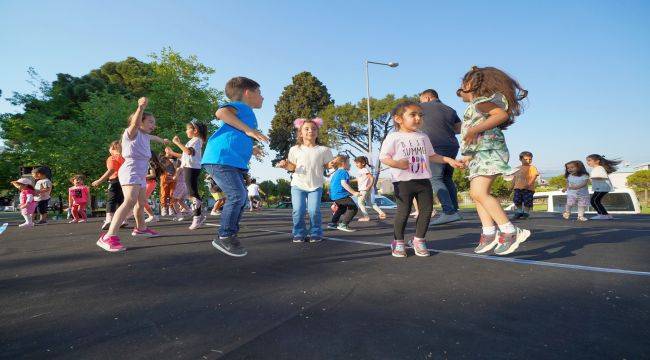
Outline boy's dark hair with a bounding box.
[390,101,422,130]
[420,89,439,98]
[251,178,256,184]
[519,151,533,160]
[31,166,48,178]
[564,160,588,178]
[225,77,260,101]
[354,156,369,167]
[586,154,622,174]
[188,119,208,142]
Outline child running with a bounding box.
[202,77,269,257]
[171,160,192,220]
[11,177,37,228]
[158,152,177,217]
[68,175,90,223]
[586,154,621,220]
[246,178,265,212]
[166,120,208,229]
[353,156,386,221]
[380,101,464,257]
[326,155,359,232]
[457,66,530,255]
[92,141,129,230]
[562,160,590,221]
[511,151,539,220]
[276,117,334,242]
[32,167,52,225]
[143,150,164,224]
[96,97,169,252]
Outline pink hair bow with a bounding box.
[294,117,324,129]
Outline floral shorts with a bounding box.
[566,193,589,207]
[467,149,511,180]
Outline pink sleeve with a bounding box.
[424,136,435,155]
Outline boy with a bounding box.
[205,174,226,216]
[246,178,265,211]
[327,155,359,232]
[32,167,52,225]
[511,151,539,219]
[202,77,268,257]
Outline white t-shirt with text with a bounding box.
[288,145,334,191]
[379,131,435,182]
[181,137,203,169]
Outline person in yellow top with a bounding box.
[511,151,539,219]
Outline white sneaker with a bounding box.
[430,212,462,226]
[590,215,605,220]
[145,215,159,224]
[189,215,207,230]
[18,222,34,228]
[210,210,221,216]
[161,208,168,217]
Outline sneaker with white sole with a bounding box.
[308,236,322,243]
[131,228,160,237]
[336,224,355,232]
[412,238,430,257]
[391,240,407,257]
[101,221,111,230]
[212,236,247,257]
[562,211,570,220]
[161,208,168,217]
[18,222,34,228]
[474,232,500,254]
[210,210,221,216]
[430,212,462,226]
[69,219,78,224]
[577,216,588,222]
[96,234,126,252]
[145,215,159,224]
[494,228,531,256]
[292,236,304,243]
[326,223,338,229]
[189,215,206,230]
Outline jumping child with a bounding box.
[511,151,539,220]
[326,155,359,232]
[68,175,90,223]
[562,160,589,221]
[92,141,128,230]
[353,156,386,221]
[586,154,621,220]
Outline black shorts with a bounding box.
[513,189,534,208]
[36,199,50,215]
[184,168,202,199]
[106,179,124,213]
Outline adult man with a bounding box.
[419,89,462,225]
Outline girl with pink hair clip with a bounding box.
[276,117,335,243]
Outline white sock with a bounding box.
[23,213,33,224]
[498,222,516,234]
[105,213,113,223]
[482,226,496,235]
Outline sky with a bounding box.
[1,0,648,180]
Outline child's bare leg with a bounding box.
[133,187,147,230]
[470,176,509,226]
[107,185,139,236]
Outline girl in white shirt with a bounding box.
[353,156,386,221]
[562,160,590,221]
[586,154,621,220]
[277,118,334,243]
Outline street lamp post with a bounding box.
[364,60,398,158]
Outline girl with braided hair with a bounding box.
[457,66,530,256]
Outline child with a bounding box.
[246,178,265,211]
[202,77,269,257]
[511,151,539,220]
[277,117,334,242]
[96,97,169,252]
[562,160,589,221]
[353,156,386,221]
[92,141,126,230]
[586,154,621,220]
[144,150,164,224]
[457,66,530,255]
[158,152,177,217]
[32,167,52,225]
[205,174,226,216]
[380,101,463,257]
[326,155,359,232]
[68,175,90,223]
[166,120,208,229]
[11,178,37,228]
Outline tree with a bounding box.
[453,168,470,192]
[627,170,650,205]
[547,175,566,190]
[269,72,332,164]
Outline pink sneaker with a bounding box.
[131,228,160,237]
[96,234,126,252]
[412,238,430,257]
[69,219,78,224]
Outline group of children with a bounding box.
[10,66,624,259]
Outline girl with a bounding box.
[68,175,90,223]
[92,141,126,230]
[166,120,208,230]
[171,160,192,220]
[586,154,621,220]
[457,66,530,256]
[277,117,334,242]
[32,167,52,225]
[326,155,359,233]
[97,97,169,252]
[353,156,386,221]
[11,178,37,228]
[158,152,177,217]
[562,160,589,221]
[246,178,265,211]
[380,101,463,258]
[205,174,226,216]
[144,150,164,224]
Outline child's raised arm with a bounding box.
[276,159,296,172]
[92,169,115,187]
[463,103,509,145]
[216,107,269,143]
[150,135,170,145]
[127,97,148,139]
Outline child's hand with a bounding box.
[276,160,288,169]
[172,135,181,144]
[91,180,101,188]
[138,97,148,109]
[252,146,264,156]
[245,129,269,143]
[165,147,174,156]
[395,159,410,170]
[461,156,473,166]
[561,188,567,193]
[446,158,465,169]
[163,138,171,145]
[463,127,480,145]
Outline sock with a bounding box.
[482,226,496,235]
[578,206,585,217]
[23,213,33,224]
[498,222,516,234]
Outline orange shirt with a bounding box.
[513,165,539,191]
[106,155,125,180]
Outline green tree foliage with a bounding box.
[547,175,567,190]
[452,168,470,192]
[269,72,332,164]
[627,170,650,204]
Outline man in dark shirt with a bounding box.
[419,89,463,225]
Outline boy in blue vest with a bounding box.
[202,77,268,257]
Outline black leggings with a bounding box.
[184,168,202,216]
[394,179,433,240]
[332,197,358,225]
[590,191,609,215]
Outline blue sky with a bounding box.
[1,0,648,180]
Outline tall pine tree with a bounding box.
[269,72,332,164]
